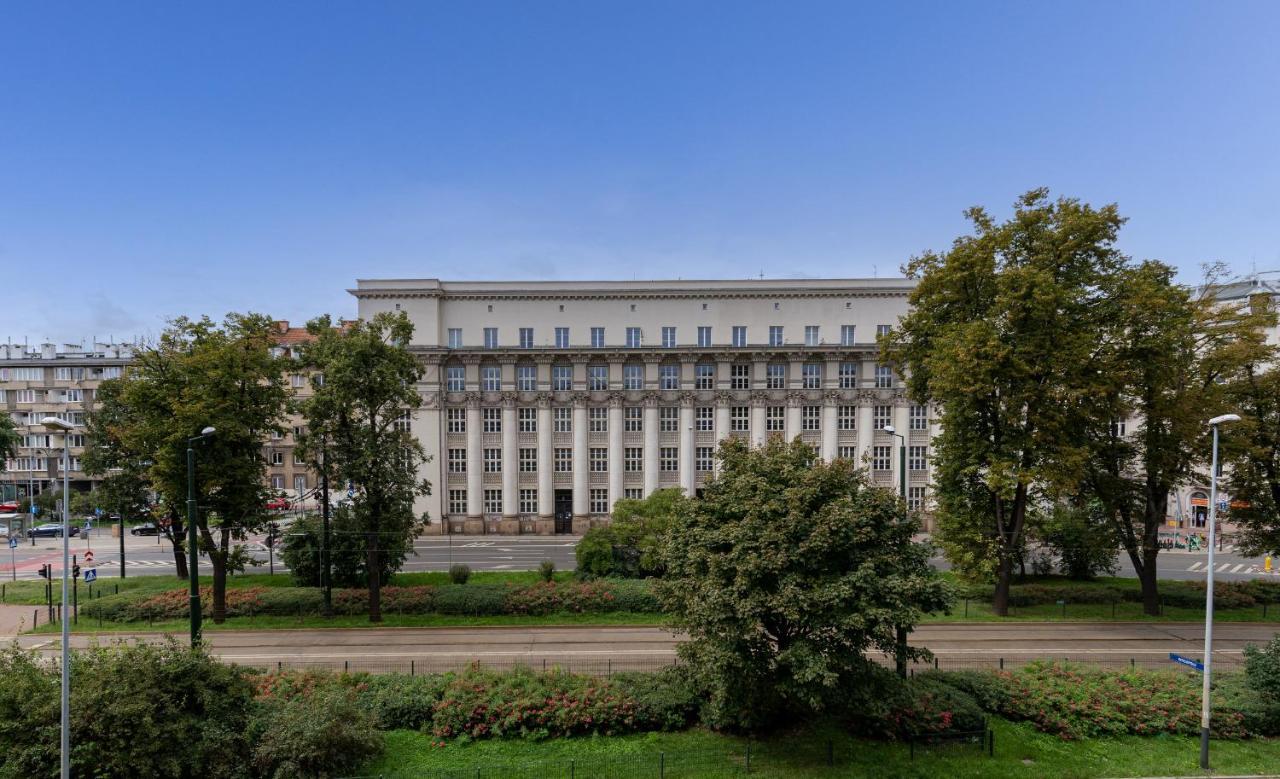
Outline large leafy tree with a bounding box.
[0,414,16,476]
[294,312,431,623]
[884,189,1124,615]
[659,438,951,731]
[84,314,289,619]
[1082,262,1269,613]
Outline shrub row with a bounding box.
[81,579,660,622]
[957,578,1280,610]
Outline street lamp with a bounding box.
[187,426,215,646]
[41,416,73,779]
[883,425,907,499]
[1201,412,1240,770]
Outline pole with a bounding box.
[1200,425,1221,770]
[320,442,332,618]
[898,437,907,499]
[59,440,70,779]
[119,501,126,579]
[187,443,201,647]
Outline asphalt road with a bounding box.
[17,622,1277,674]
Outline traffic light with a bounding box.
[72,564,81,579]
[37,564,50,580]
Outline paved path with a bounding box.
[0,604,33,636]
[15,622,1278,674]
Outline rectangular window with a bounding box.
[730,363,750,390]
[659,407,679,432]
[554,447,573,472]
[802,363,821,389]
[482,408,501,433]
[731,326,747,347]
[837,445,857,460]
[623,364,643,390]
[552,365,572,391]
[730,406,749,432]
[766,363,785,389]
[271,475,285,490]
[519,448,538,472]
[590,488,609,514]
[448,489,467,515]
[841,325,856,346]
[484,448,502,472]
[802,406,821,431]
[15,390,36,404]
[695,363,714,389]
[696,446,714,471]
[660,364,679,390]
[519,327,534,349]
[624,407,642,432]
[626,327,643,348]
[446,366,465,392]
[271,451,285,466]
[624,488,643,500]
[695,406,713,431]
[13,367,43,381]
[484,327,498,349]
[697,326,712,348]
[448,449,467,473]
[102,366,122,379]
[447,408,466,433]
[872,445,891,471]
[503,366,530,394]
[55,367,83,381]
[555,327,570,348]
[766,406,784,432]
[481,366,501,391]
[769,326,784,346]
[908,486,925,511]
[875,365,893,389]
[393,410,411,433]
[624,447,643,472]
[909,446,928,471]
[483,489,502,514]
[553,407,572,433]
[660,447,678,471]
[68,434,86,448]
[448,328,462,349]
[290,374,306,389]
[909,405,927,431]
[838,406,856,431]
[877,324,892,338]
[516,408,535,433]
[661,326,677,348]
[805,325,820,346]
[839,362,857,389]
[874,406,892,430]
[519,489,538,514]
[590,447,608,472]
[591,327,606,348]
[589,407,607,433]
[588,365,608,391]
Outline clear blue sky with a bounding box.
[2,2,1277,344]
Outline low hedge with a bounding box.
[81,579,661,622]
[957,578,1280,610]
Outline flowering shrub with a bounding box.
[888,677,986,738]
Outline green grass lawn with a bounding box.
[358,719,1280,779]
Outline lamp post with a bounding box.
[883,425,907,499]
[319,437,332,618]
[187,426,216,646]
[1201,413,1240,770]
[41,417,73,779]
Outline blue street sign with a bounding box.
[31,506,38,515]
[1217,500,1228,512]
[1170,653,1204,672]
[7,537,16,549]
[84,569,97,584]
[95,508,103,517]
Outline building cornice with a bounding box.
[349,277,916,302]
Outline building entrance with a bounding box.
[554,490,573,534]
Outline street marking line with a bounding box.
[1217,563,1232,572]
[1231,564,1245,573]
[1188,562,1203,572]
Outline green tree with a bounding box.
[294,312,431,622]
[885,189,1124,615]
[83,314,290,620]
[1028,502,1119,580]
[1082,262,1269,613]
[659,438,951,731]
[576,488,687,578]
[280,507,412,588]
[0,414,16,476]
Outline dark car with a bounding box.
[130,522,162,536]
[27,523,80,538]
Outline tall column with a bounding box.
[607,398,623,511]
[786,398,802,440]
[715,400,730,445]
[678,397,695,496]
[857,401,874,466]
[750,401,766,447]
[893,402,911,498]
[643,397,659,495]
[820,391,838,461]
[464,400,482,533]
[536,399,553,533]
[500,399,517,530]
[572,399,588,519]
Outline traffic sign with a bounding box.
[84,550,94,564]
[31,506,38,515]
[95,508,103,518]
[1170,653,1204,672]
[7,537,16,549]
[83,569,97,584]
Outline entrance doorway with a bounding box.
[554,490,573,534]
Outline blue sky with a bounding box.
[2,2,1277,344]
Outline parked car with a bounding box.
[27,523,79,538]
[265,497,290,511]
[130,522,162,536]
[0,502,19,513]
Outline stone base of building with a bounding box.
[534,517,555,535]
[463,517,485,535]
[571,515,592,535]
[496,518,520,535]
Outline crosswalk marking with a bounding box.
[1188,561,1203,572]
[1231,564,1245,573]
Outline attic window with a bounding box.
[559,304,565,312]
[774,302,780,310]
[395,304,401,310]
[702,303,708,310]
[630,304,636,312]
[488,305,493,312]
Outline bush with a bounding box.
[251,686,383,779]
[538,560,556,582]
[280,508,410,588]
[575,528,616,578]
[913,669,1012,712]
[1219,673,1280,737]
[889,676,987,738]
[351,674,449,731]
[1134,580,1257,610]
[449,564,471,585]
[433,584,507,615]
[1245,635,1280,700]
[1006,583,1123,607]
[610,667,701,731]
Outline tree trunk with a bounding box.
[993,554,1013,616]
[367,512,381,623]
[211,555,228,623]
[166,514,188,579]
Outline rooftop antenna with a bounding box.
[759,270,764,280]
[873,264,878,278]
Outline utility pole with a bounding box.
[186,427,215,647]
[320,438,332,618]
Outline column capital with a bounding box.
[499,392,519,408]
[822,390,843,404]
[642,393,661,407]
[678,391,697,407]
[571,392,590,407]
[462,392,483,408]
[534,392,554,408]
[786,391,808,407]
[607,395,625,408]
[459,353,483,365]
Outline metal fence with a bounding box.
[337,732,992,778]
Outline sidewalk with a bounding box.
[0,604,33,637]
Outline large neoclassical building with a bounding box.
[350,278,935,534]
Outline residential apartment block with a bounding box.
[350,278,935,534]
